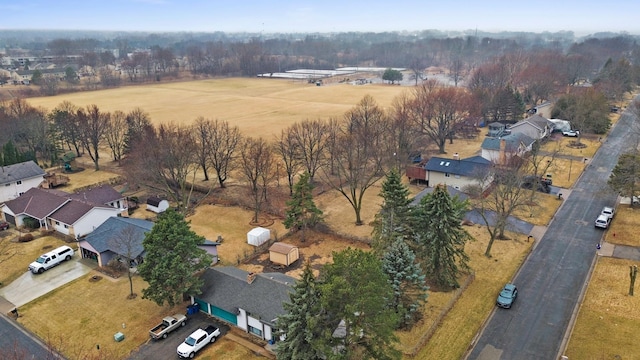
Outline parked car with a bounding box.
[0,221,9,231]
[601,206,615,219]
[562,130,579,137]
[28,246,74,274]
[595,214,611,229]
[149,314,187,340]
[177,325,220,358]
[497,283,518,309]
[521,175,551,193]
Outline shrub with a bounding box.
[22,217,39,230]
[18,233,34,242]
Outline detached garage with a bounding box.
[269,242,299,266]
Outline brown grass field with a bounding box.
[0,234,69,286]
[604,205,640,247]
[26,78,409,138]
[564,257,640,360]
[6,79,629,359]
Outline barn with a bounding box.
[268,242,299,266]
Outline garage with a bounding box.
[211,305,238,325]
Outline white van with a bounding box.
[28,246,74,274]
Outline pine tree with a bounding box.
[276,262,324,360]
[317,248,401,360]
[283,172,323,241]
[138,209,213,307]
[372,169,412,253]
[382,238,429,329]
[411,185,472,289]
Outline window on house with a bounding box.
[445,173,450,177]
[64,224,69,229]
[16,180,22,185]
[55,221,60,225]
[4,183,9,187]
[248,325,263,337]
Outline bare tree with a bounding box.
[103,110,127,164]
[76,104,109,170]
[125,123,198,214]
[408,79,473,154]
[468,159,530,257]
[240,137,275,223]
[207,119,242,188]
[274,127,302,195]
[192,117,214,181]
[50,101,82,157]
[108,225,140,299]
[389,92,426,174]
[124,107,152,154]
[290,118,329,182]
[322,95,390,225]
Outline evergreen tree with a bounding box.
[2,141,19,166]
[372,169,412,253]
[138,209,213,307]
[382,239,429,329]
[283,172,323,241]
[411,185,472,289]
[608,151,640,207]
[276,262,324,360]
[317,248,401,360]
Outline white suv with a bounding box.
[595,214,610,229]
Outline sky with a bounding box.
[1,0,639,35]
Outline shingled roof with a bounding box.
[3,187,68,220]
[197,267,295,326]
[82,217,154,257]
[424,155,491,177]
[0,161,45,186]
[68,185,123,206]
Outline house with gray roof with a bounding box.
[424,155,492,191]
[0,161,46,204]
[78,217,153,267]
[508,114,554,140]
[191,267,294,342]
[481,132,535,163]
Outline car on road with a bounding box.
[497,283,518,309]
[595,214,611,229]
[601,206,615,219]
[562,130,579,137]
[0,221,9,231]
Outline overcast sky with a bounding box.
[2,0,639,35]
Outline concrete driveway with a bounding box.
[0,255,95,310]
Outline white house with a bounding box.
[508,114,554,140]
[2,187,121,239]
[424,155,493,190]
[480,132,535,164]
[0,161,46,204]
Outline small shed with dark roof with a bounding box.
[268,242,299,266]
[146,196,169,213]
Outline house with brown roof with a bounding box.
[1,187,122,239]
[68,184,127,210]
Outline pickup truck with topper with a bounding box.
[149,313,187,340]
[28,246,74,274]
[177,325,220,358]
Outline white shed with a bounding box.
[146,196,169,213]
[247,227,270,246]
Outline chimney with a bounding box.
[499,139,507,165]
[453,152,459,161]
[247,272,256,284]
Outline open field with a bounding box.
[565,257,640,359]
[27,78,409,138]
[605,205,640,247]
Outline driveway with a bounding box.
[0,255,95,310]
[127,311,230,360]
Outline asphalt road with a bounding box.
[467,104,638,360]
[0,313,61,359]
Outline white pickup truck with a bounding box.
[177,325,220,358]
[28,246,74,274]
[149,313,187,340]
